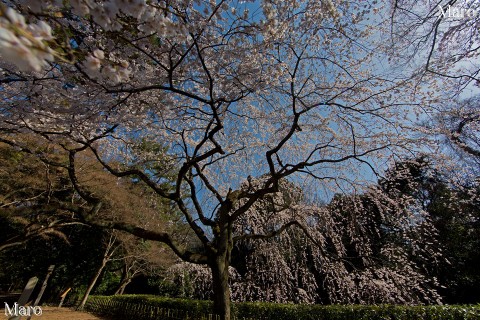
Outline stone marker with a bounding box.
[27,265,55,320]
[8,276,38,320]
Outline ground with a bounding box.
[2,306,107,320]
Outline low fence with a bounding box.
[85,296,222,320]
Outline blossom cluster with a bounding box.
[0,7,54,71]
[1,0,189,73]
[70,0,185,36]
[83,49,131,84]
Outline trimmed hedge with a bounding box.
[233,302,480,320]
[86,295,214,319]
[85,295,480,320]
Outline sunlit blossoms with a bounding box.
[1,1,190,73]
[0,7,54,71]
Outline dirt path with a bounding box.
[2,306,108,320]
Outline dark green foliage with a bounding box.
[0,224,112,300]
[85,295,480,320]
[427,183,480,303]
[387,158,480,303]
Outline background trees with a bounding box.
[165,167,444,305]
[433,184,480,303]
[388,2,480,302]
[395,158,480,304]
[0,137,79,252]
[165,158,479,304]
[0,135,179,304]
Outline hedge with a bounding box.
[85,295,480,320]
[85,295,214,320]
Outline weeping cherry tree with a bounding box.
[0,1,443,318]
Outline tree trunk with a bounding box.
[210,219,233,320]
[211,255,231,320]
[117,280,129,295]
[77,232,117,309]
[77,260,106,310]
[114,278,131,295]
[114,263,128,295]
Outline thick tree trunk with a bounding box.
[210,218,233,320]
[211,256,231,320]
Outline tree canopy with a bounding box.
[1,1,479,319]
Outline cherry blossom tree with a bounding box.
[168,173,442,305]
[0,1,440,318]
